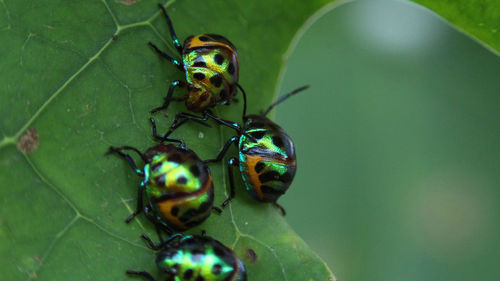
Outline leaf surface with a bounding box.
[0,0,339,280]
[411,0,500,55]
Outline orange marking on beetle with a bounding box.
[155,174,214,230]
[156,199,185,229]
[188,35,236,53]
[244,154,296,201]
[244,155,265,200]
[187,90,215,111]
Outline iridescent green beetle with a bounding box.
[204,86,309,216]
[108,118,219,233]
[149,3,247,136]
[127,233,247,281]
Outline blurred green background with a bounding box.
[276,0,500,280]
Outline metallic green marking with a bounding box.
[238,116,297,202]
[156,235,245,280]
[147,154,203,194]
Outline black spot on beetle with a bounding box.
[199,201,211,212]
[212,264,222,275]
[272,136,284,148]
[213,246,226,258]
[185,218,204,228]
[214,54,224,65]
[280,172,292,183]
[206,33,226,41]
[209,75,223,87]
[171,206,179,216]
[249,130,265,139]
[179,209,198,222]
[219,89,227,98]
[259,171,281,183]
[154,174,166,186]
[193,61,207,67]
[254,161,266,173]
[261,185,284,195]
[168,153,183,164]
[171,263,180,274]
[177,176,187,184]
[190,165,201,177]
[193,72,206,81]
[199,36,209,41]
[248,121,266,129]
[227,63,235,75]
[183,269,193,279]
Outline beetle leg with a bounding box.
[205,111,257,142]
[141,233,183,250]
[163,112,212,138]
[211,206,223,214]
[149,117,185,147]
[204,136,238,163]
[273,202,287,216]
[143,204,174,237]
[107,146,145,176]
[222,157,238,207]
[148,42,183,71]
[150,80,183,114]
[157,3,183,54]
[125,180,146,223]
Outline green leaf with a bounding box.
[411,0,500,55]
[0,0,340,280]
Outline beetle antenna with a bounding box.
[262,85,309,116]
[236,83,248,120]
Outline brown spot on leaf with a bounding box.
[17,128,39,154]
[246,248,258,264]
[117,0,140,5]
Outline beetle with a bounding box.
[149,3,246,135]
[108,118,220,233]
[127,232,247,281]
[203,86,309,216]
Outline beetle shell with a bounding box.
[182,34,239,112]
[238,115,297,202]
[156,235,247,281]
[143,144,214,231]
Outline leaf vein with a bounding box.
[0,0,178,147]
[23,216,80,281]
[23,154,81,215]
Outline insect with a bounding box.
[204,86,309,216]
[108,118,219,233]
[127,233,247,281]
[149,3,245,135]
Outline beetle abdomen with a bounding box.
[145,145,214,230]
